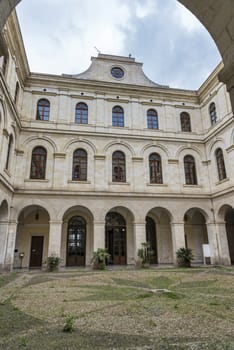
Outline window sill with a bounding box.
[144,128,159,131]
[25,179,49,183]
[147,183,167,187]
[4,168,11,177]
[109,181,130,185]
[183,184,201,188]
[109,125,128,129]
[68,180,91,184]
[215,177,229,186]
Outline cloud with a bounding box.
[16,0,221,89]
[173,1,203,33]
[135,0,158,19]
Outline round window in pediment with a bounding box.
[111,67,124,79]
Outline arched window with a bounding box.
[112,151,126,182]
[72,149,87,181]
[215,148,226,181]
[5,134,13,170]
[209,102,217,125]
[147,109,158,129]
[30,147,47,179]
[184,155,197,185]
[149,153,163,183]
[180,112,191,132]
[14,81,19,104]
[112,106,124,127]
[75,102,88,124]
[36,99,50,121]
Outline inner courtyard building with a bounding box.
[0,7,234,270]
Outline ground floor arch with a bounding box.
[2,196,234,270]
[146,207,173,264]
[104,206,134,265]
[105,211,126,265]
[224,207,234,264]
[61,205,94,267]
[146,216,157,264]
[184,208,209,263]
[66,216,86,266]
[14,205,50,269]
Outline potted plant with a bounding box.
[176,247,193,267]
[91,248,110,270]
[137,242,154,268]
[46,255,61,271]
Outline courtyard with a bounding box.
[0,266,234,349]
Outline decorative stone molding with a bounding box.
[132,157,143,162]
[106,98,129,103]
[202,160,211,166]
[15,149,24,156]
[53,153,66,159]
[141,101,162,107]
[94,155,106,160]
[226,145,234,153]
[175,104,195,109]
[3,128,9,137]
[31,90,57,97]
[70,94,94,100]
[215,177,230,186]
[168,159,179,164]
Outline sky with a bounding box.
[16,0,221,90]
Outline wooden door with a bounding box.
[29,236,44,268]
[106,227,126,265]
[113,228,126,265]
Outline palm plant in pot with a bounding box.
[176,247,193,267]
[91,248,110,270]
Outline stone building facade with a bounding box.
[0,11,234,270]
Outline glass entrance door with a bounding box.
[105,212,126,265]
[67,216,86,266]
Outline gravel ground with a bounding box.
[0,267,234,349]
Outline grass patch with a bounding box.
[0,272,18,288]
[112,277,149,288]
[0,300,43,338]
[176,279,217,289]
[147,275,173,289]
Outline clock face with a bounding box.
[111,67,124,79]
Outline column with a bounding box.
[48,220,63,257]
[171,222,186,264]
[4,220,17,271]
[94,155,106,191]
[216,222,231,265]
[53,153,66,188]
[132,158,144,192]
[0,220,8,268]
[206,222,220,265]
[133,222,146,259]
[93,221,105,252]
